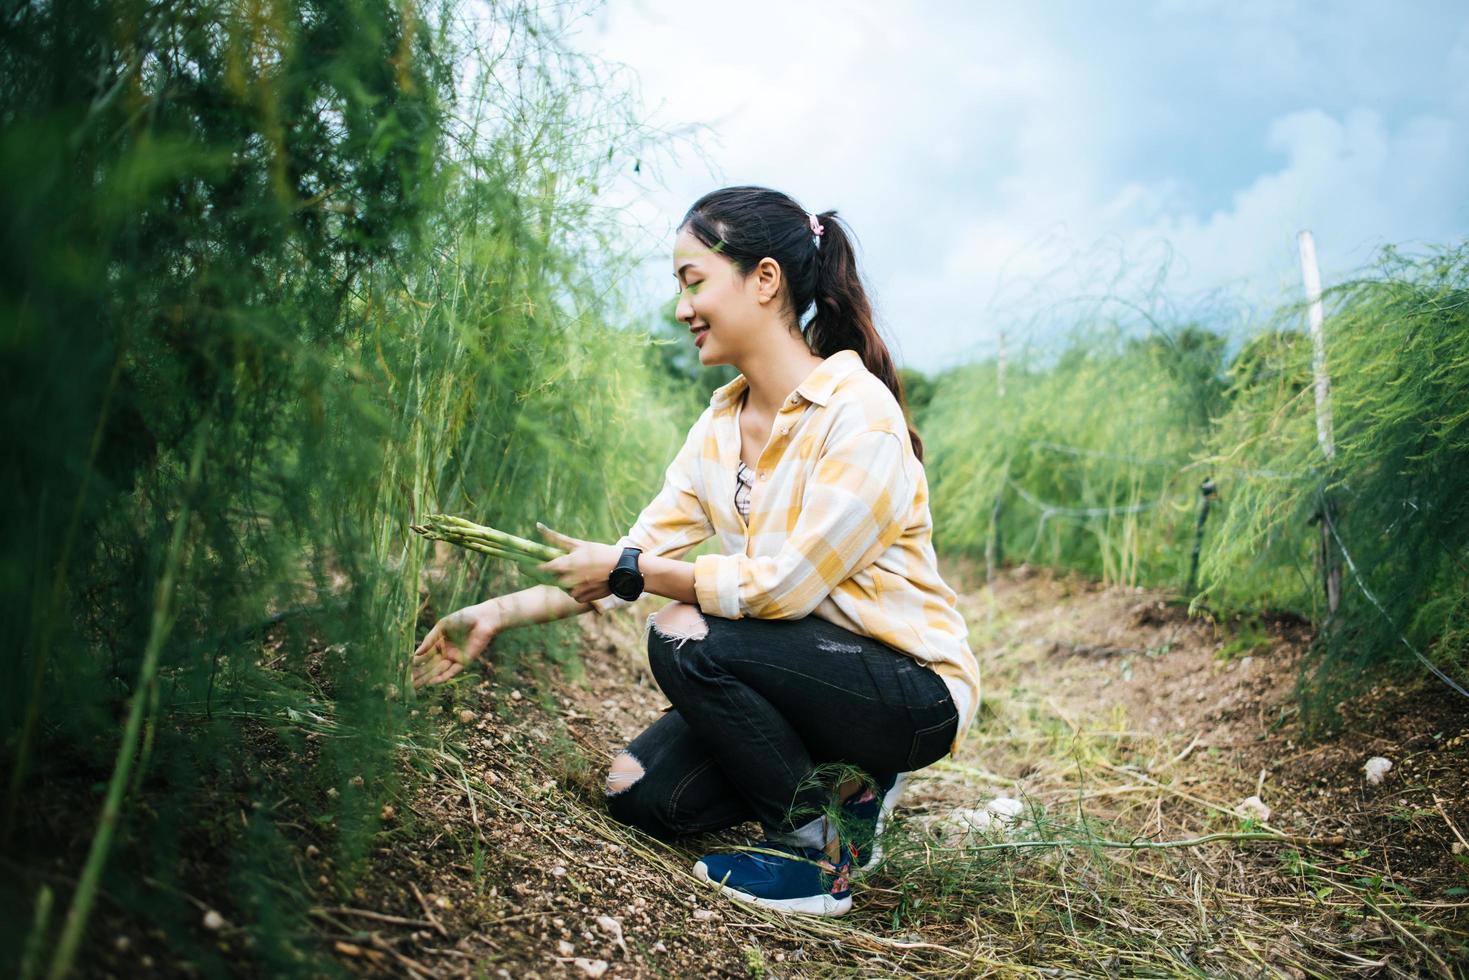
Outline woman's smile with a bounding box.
[691,324,710,347]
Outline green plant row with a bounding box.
[0,0,698,974]
[920,244,1469,722]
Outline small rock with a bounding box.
[1238,796,1272,822]
[349,775,365,789]
[203,910,225,931]
[949,808,998,833]
[510,689,523,701]
[573,958,609,978]
[557,940,575,956]
[1363,757,1393,785]
[304,845,321,860]
[596,915,628,956]
[945,796,1025,838]
[988,797,1025,819]
[380,804,395,821]
[692,908,716,921]
[653,941,668,953]
[551,865,567,878]
[434,895,453,910]
[1452,842,1466,855]
[458,709,477,724]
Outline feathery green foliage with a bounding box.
[0,0,689,972]
[1200,245,1469,717]
[920,246,1469,718]
[923,323,1226,587]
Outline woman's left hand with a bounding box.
[535,522,621,605]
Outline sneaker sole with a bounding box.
[858,772,910,873]
[693,861,853,917]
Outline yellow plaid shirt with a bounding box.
[593,349,980,754]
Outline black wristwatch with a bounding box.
[608,546,644,601]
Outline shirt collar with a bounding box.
[711,349,864,412]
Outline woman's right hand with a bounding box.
[411,601,504,688]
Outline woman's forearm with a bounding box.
[492,584,595,629]
[492,555,696,629]
[641,554,698,605]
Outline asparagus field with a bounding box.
[2,0,1466,975]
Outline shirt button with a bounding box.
[787,395,799,405]
[758,471,768,481]
[778,426,790,435]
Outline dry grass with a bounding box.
[256,561,1466,979]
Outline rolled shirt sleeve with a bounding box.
[692,427,912,620]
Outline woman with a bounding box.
[411,186,981,917]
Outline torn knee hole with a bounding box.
[648,603,708,643]
[604,752,645,797]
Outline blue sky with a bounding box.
[575,0,1469,372]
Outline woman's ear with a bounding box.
[754,256,782,306]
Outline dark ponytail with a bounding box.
[680,186,925,463]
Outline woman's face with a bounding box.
[672,225,781,367]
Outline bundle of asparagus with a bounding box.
[410,514,564,574]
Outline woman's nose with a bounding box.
[675,295,694,323]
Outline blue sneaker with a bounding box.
[843,771,908,871]
[693,840,854,917]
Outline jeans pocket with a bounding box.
[905,706,958,771]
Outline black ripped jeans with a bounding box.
[604,609,958,844]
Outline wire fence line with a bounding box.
[1322,501,1469,701]
[1004,478,1166,523]
[996,465,1469,702]
[1023,439,1315,482]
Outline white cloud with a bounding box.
[582,0,1469,372]
[1140,108,1469,296]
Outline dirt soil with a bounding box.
[19,562,1469,978]
[310,561,1466,979]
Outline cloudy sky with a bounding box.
[572,0,1469,372]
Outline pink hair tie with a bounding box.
[808,212,824,237]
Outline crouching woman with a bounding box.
[411,186,981,917]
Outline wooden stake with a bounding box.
[1297,230,1341,615]
[1297,231,1335,461]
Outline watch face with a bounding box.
[609,568,643,601]
[609,546,643,600]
